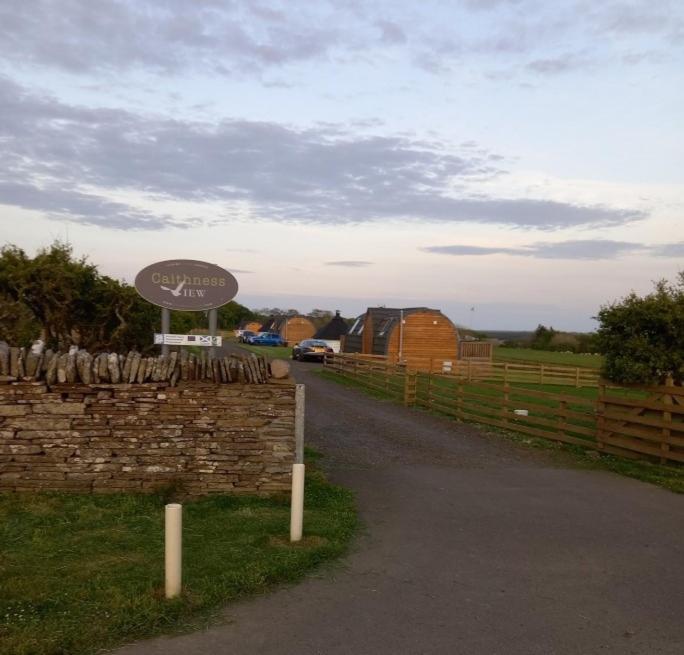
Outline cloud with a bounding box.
[0,76,646,231]
[325,261,374,267]
[0,0,341,75]
[651,242,684,258]
[375,19,407,44]
[0,0,679,85]
[0,180,183,230]
[527,54,590,75]
[421,240,654,260]
[421,244,518,256]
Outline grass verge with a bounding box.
[0,455,356,655]
[493,346,603,369]
[238,343,293,360]
[317,369,684,494]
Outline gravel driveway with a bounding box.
[116,361,684,655]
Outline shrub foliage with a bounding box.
[596,272,684,385]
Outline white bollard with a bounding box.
[295,384,305,464]
[165,503,182,599]
[290,463,305,542]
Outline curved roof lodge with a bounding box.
[342,307,459,368]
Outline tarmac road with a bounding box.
[115,360,684,655]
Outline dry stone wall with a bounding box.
[0,380,295,495]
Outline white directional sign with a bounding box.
[154,334,222,347]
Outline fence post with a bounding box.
[457,379,464,420]
[575,367,580,388]
[661,375,673,465]
[557,399,567,439]
[540,364,545,385]
[467,359,472,383]
[503,383,509,425]
[165,503,182,599]
[504,362,509,386]
[403,371,416,407]
[596,381,606,452]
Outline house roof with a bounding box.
[314,311,349,339]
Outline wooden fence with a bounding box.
[324,354,683,466]
[459,341,493,360]
[334,352,600,387]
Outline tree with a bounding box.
[0,242,160,351]
[530,324,557,350]
[595,272,684,385]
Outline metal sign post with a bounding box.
[161,308,171,357]
[208,308,218,358]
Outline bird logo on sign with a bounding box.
[160,280,186,297]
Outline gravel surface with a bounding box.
[116,360,684,655]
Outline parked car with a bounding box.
[292,339,334,362]
[239,330,256,343]
[249,333,285,347]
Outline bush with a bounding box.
[596,272,684,385]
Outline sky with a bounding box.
[0,0,682,331]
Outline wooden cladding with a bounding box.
[279,317,315,344]
[324,353,683,466]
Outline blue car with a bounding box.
[249,333,285,346]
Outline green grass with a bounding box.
[219,336,292,361]
[317,369,684,494]
[238,344,293,360]
[0,459,357,655]
[494,346,604,369]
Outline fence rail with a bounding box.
[335,352,600,387]
[325,354,683,466]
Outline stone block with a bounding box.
[0,405,29,416]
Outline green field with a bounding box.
[0,460,356,655]
[494,346,604,369]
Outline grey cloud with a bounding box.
[0,0,340,75]
[375,20,407,44]
[651,242,684,258]
[596,4,679,36]
[0,76,646,230]
[527,54,589,75]
[525,240,647,259]
[325,261,374,267]
[0,180,182,230]
[0,1,679,81]
[422,240,650,260]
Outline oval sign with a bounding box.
[134,260,238,311]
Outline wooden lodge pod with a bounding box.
[260,315,316,345]
[238,320,262,333]
[343,307,459,369]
